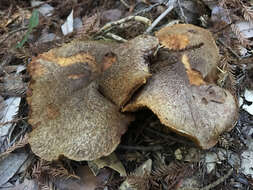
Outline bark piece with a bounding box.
[124,52,237,149]
[27,42,132,161]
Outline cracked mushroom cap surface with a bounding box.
[123,52,237,149]
[27,43,133,161]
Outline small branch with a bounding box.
[186,168,233,190]
[213,22,234,34]
[0,27,28,45]
[145,128,195,146]
[177,0,188,23]
[0,117,28,127]
[120,0,130,9]
[145,0,177,34]
[200,168,233,190]
[118,145,163,151]
[105,33,127,42]
[99,15,151,34]
[217,39,241,60]
[134,2,162,16]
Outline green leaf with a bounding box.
[29,9,39,29]
[17,9,39,48]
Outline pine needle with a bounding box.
[0,133,28,158]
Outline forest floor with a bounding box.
[0,0,253,189]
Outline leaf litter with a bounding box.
[0,0,253,189]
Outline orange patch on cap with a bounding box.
[156,33,189,50]
[181,54,206,86]
[28,61,47,77]
[42,52,96,67]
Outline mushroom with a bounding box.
[27,41,133,161]
[27,35,158,161]
[155,24,220,81]
[123,25,238,149]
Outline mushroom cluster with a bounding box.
[27,24,237,161]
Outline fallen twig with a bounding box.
[120,0,130,9]
[134,2,162,16]
[0,117,28,127]
[0,27,28,45]
[99,15,151,34]
[118,145,164,151]
[191,168,233,190]
[145,0,177,34]
[177,0,188,23]
[145,127,195,146]
[217,38,241,60]
[105,32,127,42]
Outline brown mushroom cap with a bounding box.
[123,54,237,148]
[99,35,159,107]
[155,24,220,79]
[34,35,159,109]
[27,42,133,161]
